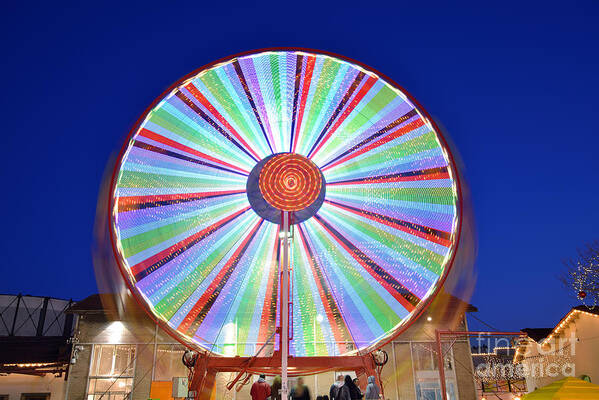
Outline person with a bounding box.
[342,375,361,400]
[365,376,380,400]
[250,374,271,400]
[352,378,363,399]
[330,374,344,400]
[290,377,311,400]
[337,382,350,400]
[337,375,359,400]
[271,375,282,400]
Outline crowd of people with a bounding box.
[250,374,381,400]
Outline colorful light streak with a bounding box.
[110,50,460,357]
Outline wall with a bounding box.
[63,340,92,399]
[572,312,599,382]
[522,310,599,392]
[64,312,174,399]
[0,373,65,400]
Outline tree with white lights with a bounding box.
[560,241,599,308]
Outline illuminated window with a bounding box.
[154,344,188,381]
[87,344,136,400]
[411,343,458,400]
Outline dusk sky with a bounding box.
[1,1,597,332]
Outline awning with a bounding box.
[523,377,599,399]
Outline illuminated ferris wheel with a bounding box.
[109,49,461,365]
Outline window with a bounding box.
[415,381,457,400]
[412,342,454,371]
[411,342,458,400]
[20,395,50,400]
[87,344,136,400]
[413,343,434,370]
[154,344,188,381]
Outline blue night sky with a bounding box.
[1,1,597,332]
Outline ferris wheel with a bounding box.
[109,49,461,364]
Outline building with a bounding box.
[472,342,527,399]
[63,291,478,400]
[0,294,75,400]
[516,306,599,394]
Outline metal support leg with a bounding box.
[435,330,448,400]
[199,368,217,400]
[189,354,207,399]
[281,211,290,400]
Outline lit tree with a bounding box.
[560,241,599,308]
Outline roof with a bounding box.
[0,294,74,375]
[66,293,111,313]
[573,305,599,315]
[0,293,74,302]
[66,293,146,318]
[421,290,477,313]
[520,305,599,346]
[520,328,553,342]
[542,306,599,344]
[0,294,75,337]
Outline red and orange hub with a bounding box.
[258,153,322,211]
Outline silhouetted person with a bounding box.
[340,375,361,400]
[353,378,362,399]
